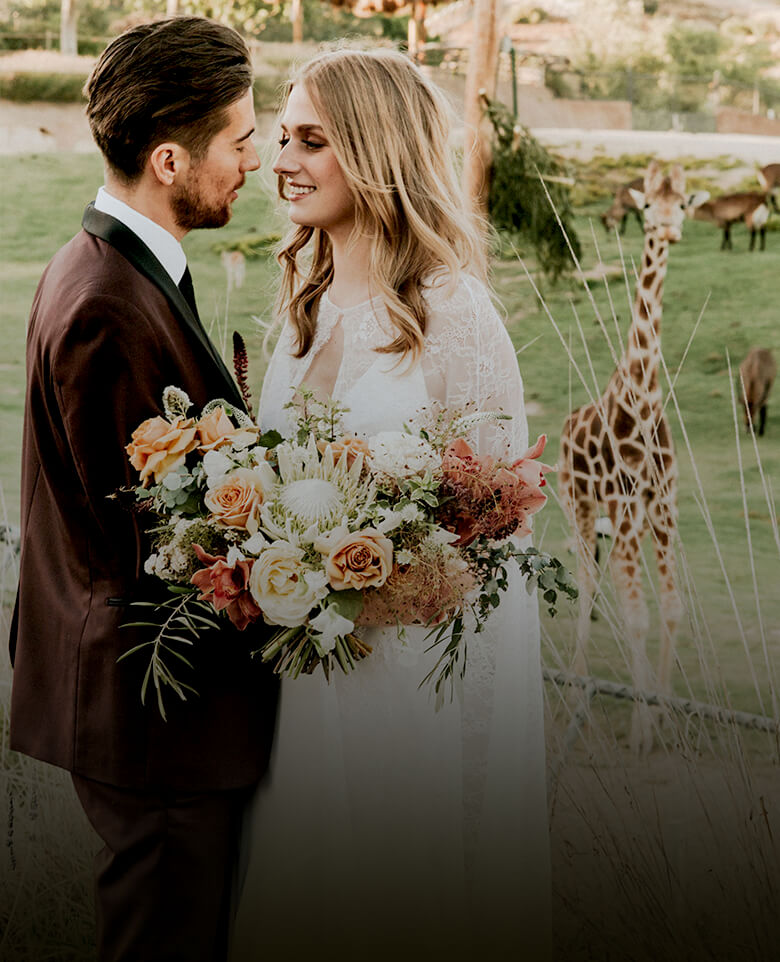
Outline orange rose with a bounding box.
[317,435,370,469]
[204,467,272,530]
[197,406,257,453]
[126,416,199,486]
[325,528,394,591]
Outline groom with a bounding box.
[9,17,278,962]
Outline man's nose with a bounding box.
[243,142,261,173]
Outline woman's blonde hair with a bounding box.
[276,48,488,360]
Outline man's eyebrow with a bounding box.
[234,127,256,144]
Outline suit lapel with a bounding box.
[81,204,245,412]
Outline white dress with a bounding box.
[231,274,551,961]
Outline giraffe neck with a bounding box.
[623,232,670,398]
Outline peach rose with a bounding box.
[325,528,394,591]
[204,467,272,530]
[126,415,199,486]
[317,435,370,469]
[196,406,256,453]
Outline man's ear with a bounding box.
[148,141,190,187]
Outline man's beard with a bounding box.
[171,171,232,231]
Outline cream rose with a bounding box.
[204,465,275,530]
[325,528,394,591]
[248,541,322,627]
[197,406,256,453]
[126,415,199,486]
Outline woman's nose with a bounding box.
[273,142,297,177]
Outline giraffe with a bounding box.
[558,161,708,754]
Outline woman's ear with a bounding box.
[148,141,190,187]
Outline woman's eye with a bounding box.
[303,140,324,150]
[278,136,290,148]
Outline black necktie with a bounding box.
[178,265,199,318]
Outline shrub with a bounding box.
[0,72,87,102]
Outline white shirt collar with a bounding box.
[94,186,187,285]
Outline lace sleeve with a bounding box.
[421,274,529,459]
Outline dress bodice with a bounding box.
[259,274,529,457]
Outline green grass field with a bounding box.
[2,151,779,719]
[2,148,779,962]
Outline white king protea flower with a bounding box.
[279,478,346,526]
[261,436,376,538]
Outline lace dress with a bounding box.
[231,274,551,961]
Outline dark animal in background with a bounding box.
[738,348,776,435]
[600,177,644,234]
[691,192,770,251]
[757,163,780,213]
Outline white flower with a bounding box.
[203,449,233,483]
[308,607,355,653]
[279,478,346,526]
[395,548,415,565]
[262,437,375,538]
[369,432,438,478]
[249,540,321,627]
[226,545,246,567]
[430,526,460,546]
[242,531,270,554]
[375,503,423,534]
[144,554,158,576]
[303,568,330,600]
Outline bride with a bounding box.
[232,49,551,961]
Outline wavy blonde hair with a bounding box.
[275,48,488,360]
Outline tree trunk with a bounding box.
[60,0,77,57]
[462,0,502,215]
[408,1,427,62]
[291,0,303,44]
[166,0,180,16]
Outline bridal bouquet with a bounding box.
[120,385,576,716]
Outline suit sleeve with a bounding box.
[50,293,168,544]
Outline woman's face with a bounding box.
[273,83,356,240]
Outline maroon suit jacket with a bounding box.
[9,205,278,791]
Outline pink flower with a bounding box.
[438,435,552,545]
[190,544,262,631]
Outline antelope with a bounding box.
[691,192,770,251]
[757,163,780,213]
[738,348,776,436]
[600,177,644,234]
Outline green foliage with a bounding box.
[1,0,407,51]
[0,71,87,102]
[665,24,722,78]
[2,0,113,52]
[484,96,581,283]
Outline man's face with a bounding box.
[172,88,260,231]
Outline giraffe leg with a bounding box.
[649,502,682,696]
[572,501,599,677]
[607,501,653,755]
[558,419,599,678]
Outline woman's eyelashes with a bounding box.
[278,135,325,151]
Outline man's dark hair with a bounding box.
[85,17,253,181]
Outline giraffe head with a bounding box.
[628,161,708,245]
